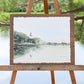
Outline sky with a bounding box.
[14,17,70,43]
[0,32,84,84]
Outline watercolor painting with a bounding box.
[11,15,72,64]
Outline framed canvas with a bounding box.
[10,14,75,65]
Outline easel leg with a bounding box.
[69,70,76,84]
[43,0,48,14]
[53,0,60,14]
[26,0,33,14]
[10,70,17,84]
[51,71,55,84]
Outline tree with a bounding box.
[14,31,29,43]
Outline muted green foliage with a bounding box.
[0,11,56,23]
[0,26,9,31]
[75,22,81,41]
[59,0,84,12]
[73,0,84,7]
[0,28,9,38]
[32,1,44,12]
[28,38,41,44]
[75,12,84,17]
[0,12,10,23]
[59,0,69,12]
[0,0,44,12]
[14,31,41,44]
[0,0,83,13]
[80,29,84,44]
[14,31,29,43]
[75,22,84,44]
[0,0,28,12]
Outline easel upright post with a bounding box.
[26,0,33,14]
[43,0,48,14]
[69,70,76,84]
[10,70,17,84]
[51,71,55,84]
[53,0,60,14]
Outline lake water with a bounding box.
[0,27,84,84]
[14,45,70,63]
[0,28,84,65]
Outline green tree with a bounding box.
[14,31,29,43]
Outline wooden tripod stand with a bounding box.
[10,0,77,84]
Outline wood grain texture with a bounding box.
[0,65,84,71]
[10,71,17,84]
[69,70,76,84]
[26,0,33,14]
[51,71,55,84]
[53,0,60,14]
[44,0,48,14]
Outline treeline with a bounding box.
[0,0,44,12]
[14,31,70,45]
[0,0,84,13]
[14,31,41,44]
[0,0,28,12]
[47,42,70,45]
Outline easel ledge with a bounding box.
[0,65,84,71]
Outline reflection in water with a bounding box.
[0,26,9,38]
[14,45,71,63]
[0,26,10,65]
[0,26,9,31]
[14,45,40,58]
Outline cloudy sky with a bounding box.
[14,17,70,43]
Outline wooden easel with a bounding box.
[10,0,76,84]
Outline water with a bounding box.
[0,27,84,65]
[0,28,10,65]
[0,26,84,84]
[14,45,70,63]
